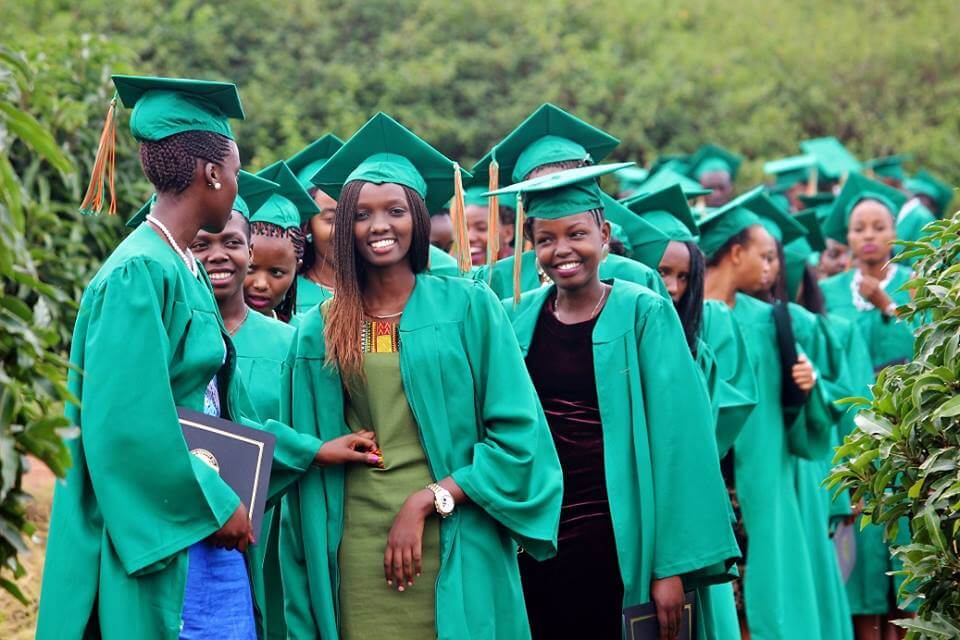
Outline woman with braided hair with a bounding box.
[37,76,378,640]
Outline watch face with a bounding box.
[438,494,455,514]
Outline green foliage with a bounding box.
[829,216,960,635]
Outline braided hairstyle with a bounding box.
[139,130,233,194]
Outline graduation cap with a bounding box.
[648,154,692,176]
[636,167,712,198]
[82,74,245,216]
[285,133,344,190]
[311,112,472,270]
[905,169,953,217]
[252,161,320,229]
[799,137,861,181]
[797,192,835,209]
[600,193,670,268]
[749,193,806,246]
[697,187,803,258]
[764,154,818,189]
[484,162,641,301]
[613,165,650,195]
[621,184,699,242]
[688,144,743,180]
[784,209,827,300]
[864,154,908,182]
[126,170,277,229]
[821,172,907,243]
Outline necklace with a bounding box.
[147,214,198,277]
[226,307,249,336]
[552,285,608,323]
[365,309,404,319]
[851,266,896,312]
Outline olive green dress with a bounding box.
[338,320,441,639]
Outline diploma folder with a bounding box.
[178,407,275,544]
[622,591,697,640]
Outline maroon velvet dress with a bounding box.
[518,299,624,639]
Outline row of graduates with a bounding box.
[35,75,926,640]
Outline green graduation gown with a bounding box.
[727,293,827,640]
[821,264,916,613]
[231,310,296,640]
[894,199,936,265]
[37,225,323,640]
[279,274,563,639]
[508,281,739,622]
[473,250,669,301]
[294,274,334,316]
[428,243,462,276]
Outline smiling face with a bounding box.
[731,225,773,294]
[530,211,609,293]
[353,182,414,269]
[847,199,895,266]
[465,204,490,265]
[190,212,250,304]
[658,240,692,304]
[244,232,298,314]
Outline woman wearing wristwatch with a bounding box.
[819,173,918,640]
[279,113,563,640]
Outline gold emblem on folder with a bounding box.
[191,448,221,474]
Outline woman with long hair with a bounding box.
[496,166,738,639]
[279,113,563,639]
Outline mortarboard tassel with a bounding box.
[486,160,500,268]
[79,95,119,216]
[806,166,818,196]
[451,163,471,273]
[512,192,525,307]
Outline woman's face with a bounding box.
[308,187,338,261]
[201,140,241,233]
[750,229,780,295]
[818,239,851,278]
[847,200,895,265]
[531,212,609,292]
[732,226,773,294]
[466,204,490,265]
[190,212,251,305]
[244,233,297,315]
[430,213,453,253]
[658,240,692,304]
[353,182,414,269]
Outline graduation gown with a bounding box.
[821,265,916,613]
[231,310,296,640]
[508,281,739,617]
[36,225,323,640]
[279,274,563,640]
[473,250,669,301]
[894,199,936,265]
[294,274,333,316]
[428,243,462,276]
[727,293,826,640]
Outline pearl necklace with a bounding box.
[851,266,896,312]
[147,214,198,277]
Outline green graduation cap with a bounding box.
[793,209,827,253]
[905,169,953,217]
[311,112,468,214]
[601,193,670,268]
[635,167,712,199]
[783,209,827,299]
[864,154,908,182]
[697,186,803,258]
[470,103,619,185]
[484,162,634,218]
[613,165,650,195]
[252,161,320,229]
[688,144,743,180]
[821,172,907,243]
[648,154,692,176]
[113,74,244,142]
[621,184,699,242]
[125,170,278,228]
[797,192,835,209]
[763,154,817,188]
[285,133,345,190]
[799,137,861,181]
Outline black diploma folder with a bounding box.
[622,591,697,640]
[178,407,275,543]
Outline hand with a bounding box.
[791,354,816,392]
[314,430,380,467]
[858,274,892,310]
[651,575,685,640]
[209,503,254,552]
[384,489,434,591]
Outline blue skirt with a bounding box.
[180,542,256,639]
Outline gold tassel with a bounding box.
[512,192,525,307]
[486,160,500,267]
[451,163,471,273]
[806,166,818,196]
[79,96,119,216]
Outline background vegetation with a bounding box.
[1,0,959,629]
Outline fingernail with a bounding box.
[368,454,379,464]
[387,580,392,585]
[398,586,405,592]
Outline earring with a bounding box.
[601,243,610,261]
[213,182,222,190]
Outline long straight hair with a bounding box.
[676,240,705,356]
[324,180,430,382]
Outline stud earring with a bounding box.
[213,182,222,190]
[601,243,610,261]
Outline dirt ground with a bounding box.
[0,458,55,639]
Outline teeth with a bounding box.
[371,239,396,249]
[556,262,581,270]
[209,272,232,281]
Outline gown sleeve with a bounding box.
[637,298,740,584]
[80,258,239,576]
[450,284,564,561]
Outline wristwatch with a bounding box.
[426,483,455,518]
[883,301,898,317]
